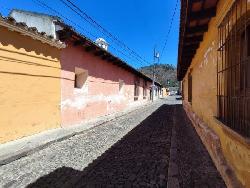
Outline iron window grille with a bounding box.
[217,0,250,137]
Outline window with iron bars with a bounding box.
[217,0,250,137]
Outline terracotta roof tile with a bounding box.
[0,15,64,48]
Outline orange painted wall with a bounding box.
[60,41,152,127]
[0,26,61,143]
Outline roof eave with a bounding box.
[177,0,218,81]
[0,16,65,49]
[58,28,162,86]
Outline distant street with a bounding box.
[0,97,225,188]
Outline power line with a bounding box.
[153,0,179,85]
[160,0,179,59]
[35,0,148,67]
[59,0,150,66]
[32,0,141,66]
[63,0,149,64]
[32,0,146,67]
[32,0,96,39]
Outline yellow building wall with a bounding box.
[162,87,169,97]
[0,26,61,144]
[182,0,250,187]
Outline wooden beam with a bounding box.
[184,40,201,46]
[94,50,104,56]
[112,61,120,66]
[107,54,115,62]
[186,25,208,34]
[101,54,108,60]
[189,7,216,21]
[182,60,193,64]
[183,48,197,52]
[182,51,196,58]
[185,32,204,38]
[182,55,195,59]
[182,58,193,63]
[190,0,202,3]
[182,54,194,58]
[183,43,199,49]
[57,30,72,40]
[107,56,115,62]
[74,39,86,46]
[184,35,203,43]
[85,45,95,52]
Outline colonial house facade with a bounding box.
[0,10,161,143]
[0,15,64,143]
[59,33,155,126]
[178,0,250,187]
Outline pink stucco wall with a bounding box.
[60,41,152,127]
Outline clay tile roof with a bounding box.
[28,26,38,32]
[0,9,161,86]
[58,24,162,86]
[40,31,46,36]
[0,15,65,49]
[6,16,16,24]
[16,22,27,27]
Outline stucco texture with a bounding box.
[60,42,152,127]
[182,0,250,186]
[0,26,61,144]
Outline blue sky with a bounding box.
[0,0,180,69]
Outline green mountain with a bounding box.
[139,64,178,87]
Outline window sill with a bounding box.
[213,117,250,148]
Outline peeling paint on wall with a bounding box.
[61,93,126,109]
[199,40,216,69]
[60,42,152,127]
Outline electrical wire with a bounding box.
[160,0,179,59]
[150,0,179,86]
[32,0,146,68]
[59,0,150,66]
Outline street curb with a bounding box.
[0,100,162,166]
[167,106,180,188]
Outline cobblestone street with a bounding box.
[0,97,225,188]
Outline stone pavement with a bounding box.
[0,97,225,188]
[174,105,226,188]
[0,99,166,166]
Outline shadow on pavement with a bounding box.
[27,104,176,188]
[27,104,225,188]
[175,106,226,188]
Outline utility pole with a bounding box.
[152,47,160,101]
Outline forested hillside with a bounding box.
[139,64,178,87]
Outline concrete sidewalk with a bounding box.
[0,100,163,166]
